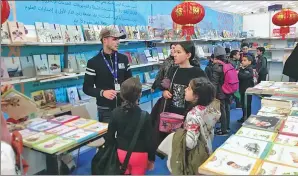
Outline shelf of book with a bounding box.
[246,37,298,40]
[130,62,161,69]
[249,48,295,51]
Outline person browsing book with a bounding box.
[83,27,132,122]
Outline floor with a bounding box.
[72,96,261,175]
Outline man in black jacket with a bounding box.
[83,27,132,122]
[256,47,268,83]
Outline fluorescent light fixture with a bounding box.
[223,1,231,5]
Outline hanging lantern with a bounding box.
[1,0,10,25]
[171,1,205,40]
[272,8,298,40]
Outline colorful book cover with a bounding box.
[50,115,80,124]
[235,127,277,142]
[198,149,261,175]
[279,120,298,137]
[61,129,97,143]
[24,25,38,42]
[20,56,36,78]
[265,143,298,168]
[44,89,56,106]
[83,122,108,134]
[138,26,148,40]
[8,21,27,43]
[29,121,60,132]
[130,52,140,65]
[23,132,56,148]
[60,25,71,43]
[47,55,61,74]
[33,54,50,75]
[151,48,159,62]
[18,129,38,138]
[3,57,23,77]
[33,136,75,154]
[274,134,298,147]
[54,87,68,103]
[0,58,9,80]
[1,22,11,44]
[219,135,271,159]
[76,53,87,72]
[242,115,282,132]
[66,87,80,104]
[77,85,90,101]
[46,125,77,135]
[31,90,47,107]
[35,22,51,43]
[256,161,298,175]
[25,117,47,128]
[65,118,97,128]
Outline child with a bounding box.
[205,54,214,79]
[240,43,256,68]
[105,78,155,175]
[256,47,268,83]
[229,50,241,70]
[238,56,254,123]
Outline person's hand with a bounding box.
[147,161,154,171]
[163,90,172,99]
[103,90,117,100]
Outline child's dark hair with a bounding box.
[189,77,216,106]
[230,50,239,58]
[170,43,177,48]
[225,48,231,54]
[257,47,265,54]
[244,55,254,62]
[241,42,249,48]
[120,77,142,112]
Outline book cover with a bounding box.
[49,24,63,43]
[147,26,154,39]
[242,115,282,132]
[24,25,38,42]
[1,22,11,44]
[47,55,61,74]
[35,22,51,43]
[265,143,298,168]
[46,125,77,135]
[20,56,36,78]
[279,120,298,137]
[82,24,96,41]
[60,25,71,43]
[74,25,84,42]
[138,26,148,40]
[31,90,47,107]
[83,122,108,134]
[256,161,298,175]
[61,129,97,143]
[18,129,38,138]
[3,57,23,77]
[0,58,9,80]
[29,121,60,132]
[76,53,87,72]
[198,149,261,175]
[33,136,75,154]
[92,25,102,41]
[274,134,298,147]
[130,52,140,65]
[151,48,159,62]
[44,89,56,106]
[1,89,39,120]
[287,116,298,123]
[124,52,134,65]
[66,87,80,104]
[259,106,290,116]
[8,21,27,43]
[219,135,271,159]
[235,127,277,142]
[50,115,80,124]
[77,85,90,101]
[54,87,68,103]
[67,54,79,72]
[25,117,47,128]
[33,54,50,75]
[125,26,133,39]
[23,132,56,148]
[65,118,97,128]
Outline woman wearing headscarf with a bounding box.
[283,44,298,82]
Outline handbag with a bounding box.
[159,68,185,133]
[91,111,146,175]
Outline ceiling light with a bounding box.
[222,1,231,5]
[214,1,221,3]
[260,1,267,4]
[229,5,236,8]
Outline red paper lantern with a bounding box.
[171,1,205,40]
[272,8,298,39]
[1,0,10,24]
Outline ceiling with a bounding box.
[198,1,298,15]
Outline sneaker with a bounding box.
[215,130,229,136]
[237,118,245,123]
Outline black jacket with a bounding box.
[209,63,225,99]
[83,50,132,109]
[256,55,268,76]
[238,65,254,93]
[283,44,298,79]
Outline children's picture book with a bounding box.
[0,58,9,80]
[60,25,71,43]
[274,134,298,147]
[77,85,90,101]
[258,106,290,116]
[279,120,298,137]
[18,129,38,138]
[24,25,38,42]
[66,87,80,104]
[33,54,50,75]
[219,135,271,159]
[47,55,61,74]
[31,90,47,107]
[242,115,282,132]
[50,115,80,124]
[65,118,97,128]
[67,54,79,72]
[54,87,68,104]
[61,129,97,143]
[8,21,27,43]
[29,121,60,132]
[49,23,63,43]
[44,89,56,106]
[75,53,87,72]
[3,57,23,77]
[83,122,108,134]
[92,25,102,40]
[265,143,298,168]
[1,89,39,120]
[33,136,75,154]
[198,149,261,175]
[23,132,56,148]
[46,125,77,135]
[24,117,47,128]
[35,22,51,43]
[257,161,298,175]
[235,127,277,142]
[82,24,96,41]
[20,56,36,78]
[1,22,11,44]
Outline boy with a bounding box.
[256,47,268,83]
[240,43,256,68]
[237,55,254,123]
[229,50,241,70]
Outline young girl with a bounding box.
[105,78,155,175]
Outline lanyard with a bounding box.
[101,50,118,82]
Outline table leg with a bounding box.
[46,154,60,175]
[244,92,248,120]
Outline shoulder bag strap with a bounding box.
[162,67,179,112]
[121,111,147,173]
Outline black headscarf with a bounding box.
[283,44,298,79]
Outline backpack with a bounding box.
[217,60,239,94]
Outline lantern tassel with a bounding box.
[182,25,194,41]
[280,26,290,40]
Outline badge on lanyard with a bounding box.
[115,83,121,92]
[102,50,120,92]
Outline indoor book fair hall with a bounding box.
[1,0,298,175]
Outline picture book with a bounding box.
[279,120,298,137]
[67,25,80,42]
[50,115,80,124]
[49,23,63,43]
[1,89,39,120]
[235,127,277,142]
[0,58,9,80]
[151,48,159,62]
[219,135,271,159]
[61,129,97,143]
[20,56,36,78]
[138,26,148,40]
[8,21,27,43]
[66,87,80,104]
[24,117,47,128]
[47,55,61,74]
[33,54,50,75]
[256,112,286,119]
[60,25,72,43]
[1,22,11,44]
[83,122,108,134]
[287,116,298,123]
[65,118,97,128]
[18,129,38,138]
[24,25,38,42]
[258,106,291,116]
[242,115,282,132]
[82,24,96,41]
[3,57,23,77]
[54,87,68,103]
[261,98,292,109]
[257,161,298,175]
[33,136,75,154]
[274,134,298,147]
[73,25,84,42]
[46,125,77,135]
[92,25,102,40]
[31,90,47,107]
[75,53,87,72]
[77,85,90,101]
[23,132,56,148]
[67,54,79,72]
[29,121,60,132]
[198,149,261,175]
[44,89,56,106]
[35,22,51,43]
[265,143,298,168]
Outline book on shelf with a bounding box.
[82,24,96,41]
[60,25,72,43]
[130,51,140,65]
[49,24,63,43]
[35,22,51,43]
[256,112,286,119]
[198,149,261,175]
[235,127,277,142]
[83,122,108,134]
[92,25,102,41]
[46,124,77,135]
[151,48,159,62]
[44,89,57,107]
[50,115,80,124]
[138,26,148,40]
[29,121,60,132]
[33,54,50,76]
[3,57,23,77]
[261,98,293,110]
[33,136,76,154]
[20,56,36,78]
[0,58,10,80]
[76,53,87,72]
[256,161,298,175]
[1,22,11,44]
[258,106,291,117]
[274,134,298,147]
[47,55,61,74]
[61,128,97,143]
[64,118,97,128]
[23,132,57,148]
[24,25,38,42]
[242,115,283,132]
[66,87,80,104]
[8,21,27,43]
[31,90,47,107]
[67,54,79,72]
[131,26,140,40]
[74,25,85,42]
[77,85,91,101]
[279,120,298,137]
[54,87,68,104]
